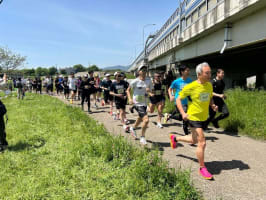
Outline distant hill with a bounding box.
[101,65,130,71]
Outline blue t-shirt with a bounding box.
[170,77,193,105]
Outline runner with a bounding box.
[55,75,61,95]
[36,77,42,94]
[169,62,217,180]
[88,71,98,109]
[62,76,69,99]
[110,72,129,132]
[80,74,93,113]
[148,72,165,128]
[120,72,130,125]
[126,65,154,145]
[16,77,25,100]
[68,73,77,104]
[77,76,82,100]
[94,73,103,106]
[100,73,113,115]
[166,65,193,135]
[206,68,229,129]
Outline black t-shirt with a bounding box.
[62,80,69,89]
[212,78,225,104]
[212,78,225,94]
[110,80,128,102]
[80,79,93,92]
[153,81,163,96]
[101,79,112,93]
[87,77,95,89]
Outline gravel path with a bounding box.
[56,95,266,200]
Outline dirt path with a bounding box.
[56,95,266,200]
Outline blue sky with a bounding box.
[0,0,178,69]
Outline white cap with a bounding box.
[137,65,147,71]
[105,73,111,77]
[114,71,119,76]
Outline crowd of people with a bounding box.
[1,62,230,180]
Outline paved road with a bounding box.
[56,95,266,200]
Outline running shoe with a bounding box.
[113,114,117,120]
[157,122,163,129]
[199,167,213,180]
[101,101,105,106]
[124,119,130,125]
[129,127,137,139]
[129,106,134,113]
[212,120,220,128]
[140,137,147,145]
[163,113,169,123]
[88,109,92,113]
[169,134,177,149]
[123,125,130,133]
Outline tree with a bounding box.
[73,64,86,72]
[0,46,26,72]
[60,68,67,75]
[35,67,48,77]
[23,68,35,77]
[88,65,100,72]
[48,66,57,76]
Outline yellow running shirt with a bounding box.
[179,81,213,122]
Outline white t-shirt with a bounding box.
[68,78,77,90]
[130,77,153,106]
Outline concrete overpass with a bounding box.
[129,0,266,88]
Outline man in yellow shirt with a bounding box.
[170,62,218,180]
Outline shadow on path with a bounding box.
[176,154,250,175]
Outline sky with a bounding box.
[0,0,179,69]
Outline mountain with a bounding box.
[101,65,130,71]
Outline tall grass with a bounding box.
[220,88,266,139]
[1,94,201,199]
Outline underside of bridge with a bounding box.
[179,40,266,88]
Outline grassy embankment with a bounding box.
[0,93,201,199]
[163,88,266,140]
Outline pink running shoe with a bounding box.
[169,134,177,149]
[199,167,213,180]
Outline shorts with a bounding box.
[187,120,207,128]
[95,88,102,93]
[115,100,127,110]
[135,105,148,118]
[104,92,113,103]
[149,95,163,105]
[64,88,70,95]
[71,89,77,93]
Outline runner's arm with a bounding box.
[126,86,133,104]
[168,87,175,101]
[176,96,188,120]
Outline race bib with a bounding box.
[136,95,145,102]
[199,93,210,102]
[85,85,90,89]
[117,88,124,94]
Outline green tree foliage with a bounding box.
[88,65,100,72]
[60,68,67,75]
[73,64,86,72]
[35,67,48,76]
[22,68,35,77]
[48,67,57,76]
